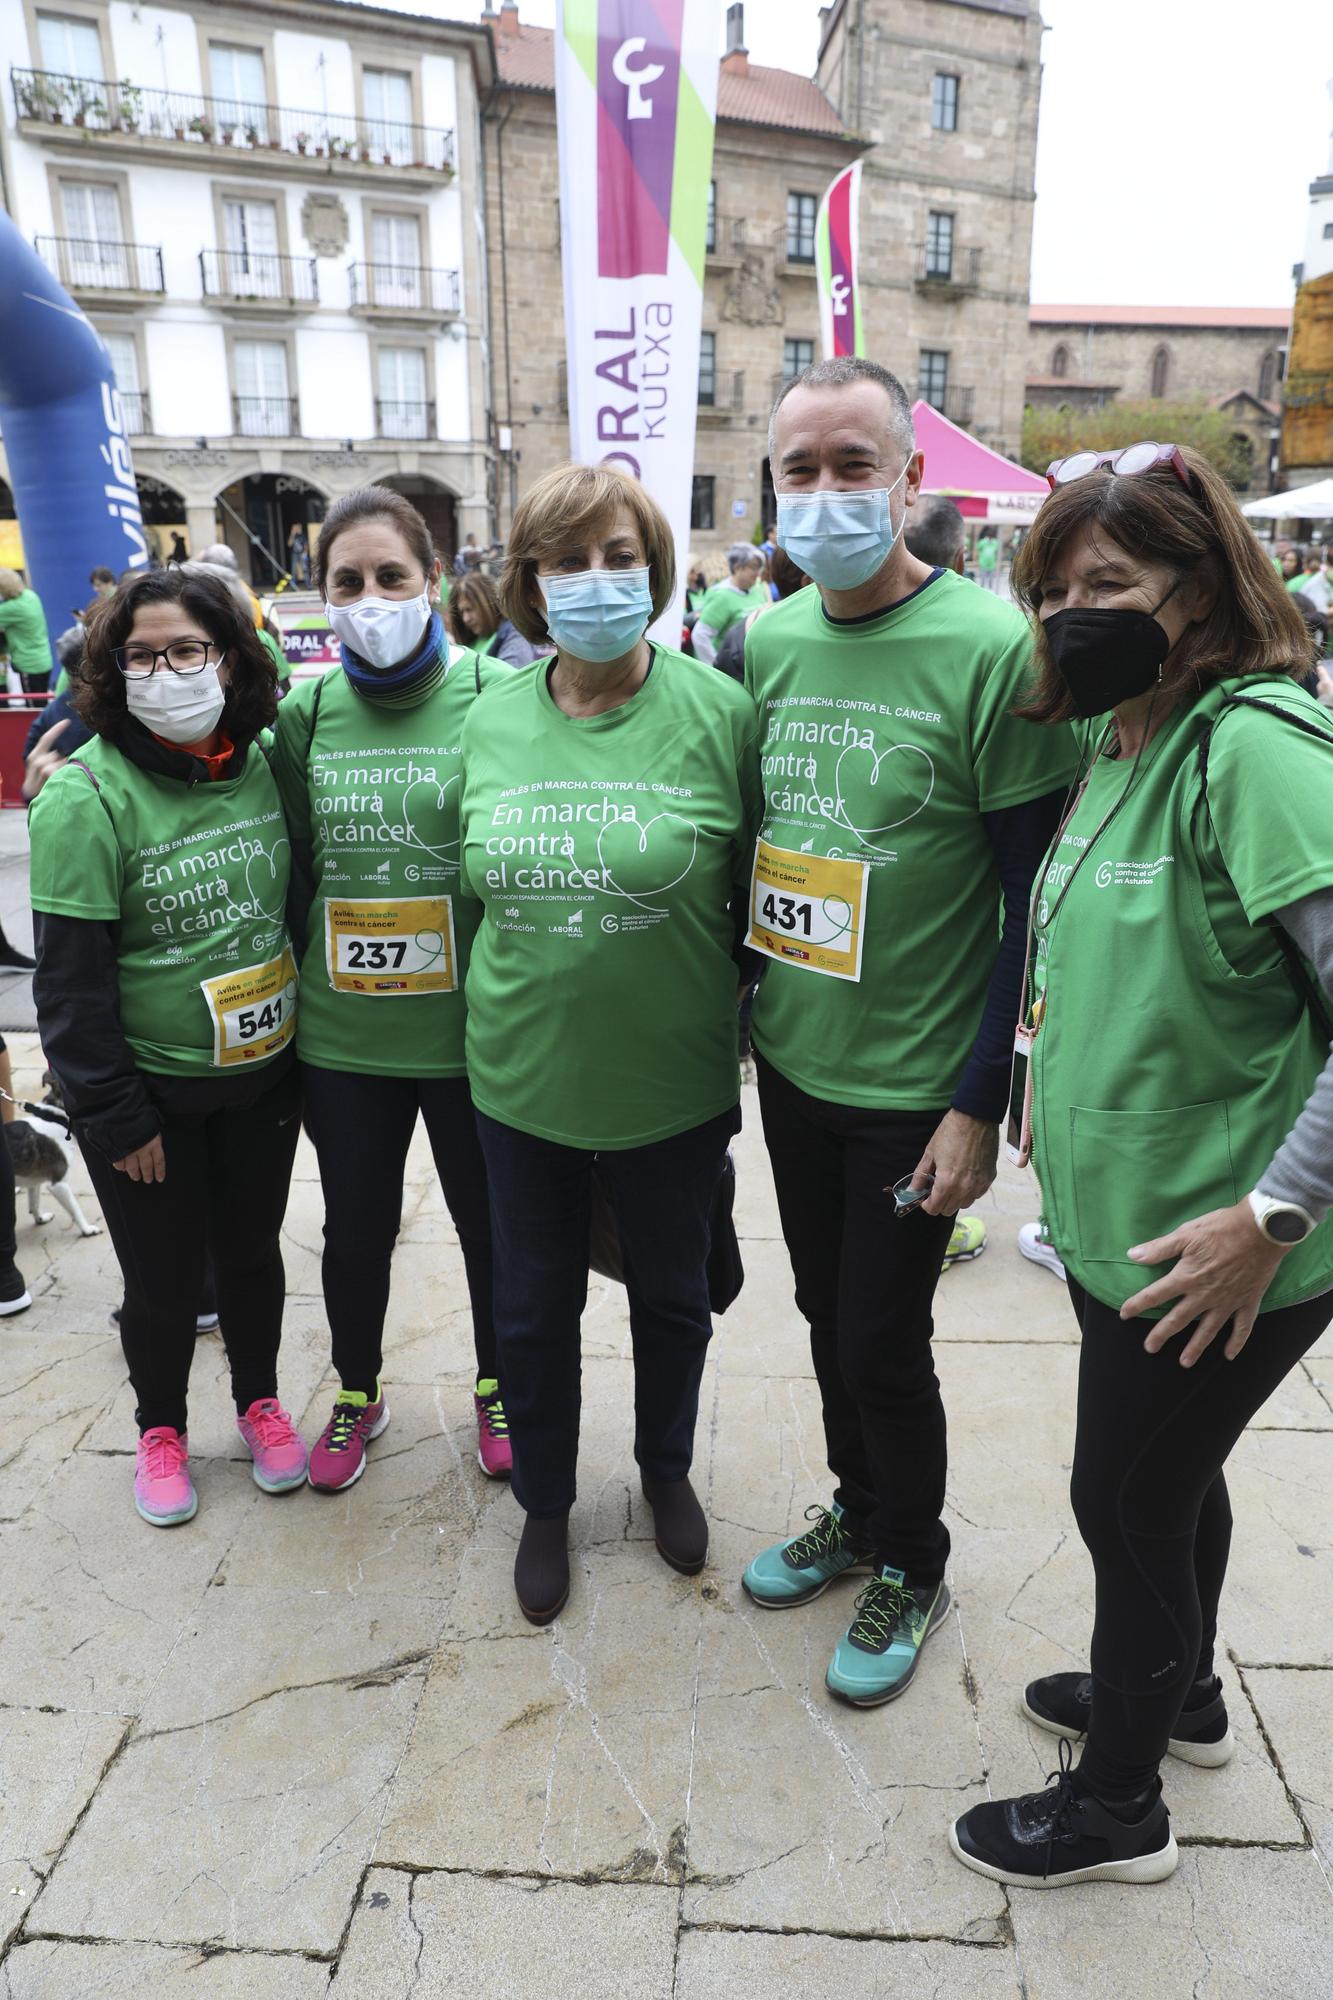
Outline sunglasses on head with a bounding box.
[1045,440,1194,494]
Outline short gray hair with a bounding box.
[769,356,916,464]
[728,542,759,570]
[180,558,254,622]
[197,542,240,572]
[903,494,966,570]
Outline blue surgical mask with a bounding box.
[776,466,910,590]
[538,566,653,662]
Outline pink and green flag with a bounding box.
[816,161,864,360]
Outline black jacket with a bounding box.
[32,719,292,1161]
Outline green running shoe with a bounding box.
[825,1566,951,1706]
[742,1502,876,1608]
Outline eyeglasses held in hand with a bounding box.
[1045,440,1194,494]
[889,1172,936,1219]
[113,640,217,679]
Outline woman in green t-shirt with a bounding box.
[273,486,508,1495]
[458,464,761,1625]
[0,568,55,693]
[28,566,307,1528]
[948,443,1332,1891]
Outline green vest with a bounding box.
[1031,678,1333,1315]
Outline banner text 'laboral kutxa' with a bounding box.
[816,161,864,359]
[556,0,723,639]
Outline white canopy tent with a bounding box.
[1242,479,1333,521]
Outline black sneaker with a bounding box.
[950,1739,1178,1888]
[0,1265,32,1317]
[1022,1670,1235,1769]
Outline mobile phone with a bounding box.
[1007,1025,1033,1167]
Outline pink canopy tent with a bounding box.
[911,399,1048,525]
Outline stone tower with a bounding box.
[816,0,1043,455]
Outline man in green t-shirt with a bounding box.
[691,544,767,663]
[739,356,1076,1709]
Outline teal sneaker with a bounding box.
[825,1566,952,1706]
[742,1502,876,1609]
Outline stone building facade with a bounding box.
[1281,102,1333,489]
[483,0,1043,551]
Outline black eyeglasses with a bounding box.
[113,640,217,680]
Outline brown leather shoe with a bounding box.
[514,1510,570,1625]
[641,1475,708,1575]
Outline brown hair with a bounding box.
[1012,447,1314,724]
[446,570,502,645]
[313,485,436,596]
[501,464,676,644]
[77,566,277,744]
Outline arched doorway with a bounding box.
[216,473,328,589]
[136,474,190,564]
[377,473,458,570]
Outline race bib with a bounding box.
[748,838,868,983]
[200,949,298,1068]
[324,896,456,995]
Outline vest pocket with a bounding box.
[1069,1101,1238,1269]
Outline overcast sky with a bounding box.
[441,0,1332,308]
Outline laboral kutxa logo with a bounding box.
[590,0,683,279]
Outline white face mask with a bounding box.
[324,589,433,670]
[124,661,227,745]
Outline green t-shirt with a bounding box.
[272,653,504,1077]
[695,580,767,640]
[976,538,999,573]
[458,645,762,1148]
[259,626,291,684]
[1031,679,1333,1315]
[0,589,54,676]
[1285,574,1310,593]
[745,570,1076,1109]
[29,736,294,1077]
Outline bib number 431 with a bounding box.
[748,839,868,982]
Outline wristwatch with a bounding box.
[1248,1190,1318,1245]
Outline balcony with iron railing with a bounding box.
[35,234,164,294]
[348,262,461,315]
[376,399,436,441]
[11,68,455,175]
[232,393,300,438]
[916,382,976,427]
[914,244,983,292]
[698,368,745,420]
[201,248,318,305]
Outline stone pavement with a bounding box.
[0,978,1330,1990]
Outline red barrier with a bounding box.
[0,692,53,808]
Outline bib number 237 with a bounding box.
[748,839,868,982]
[325,896,456,995]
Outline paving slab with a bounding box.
[0,1940,332,1999]
[332,1867,678,1999]
[674,1926,1025,1999]
[1213,1430,1333,1667]
[0,1328,123,1521]
[1008,1847,1333,2000]
[1243,1666,1333,1871]
[0,1708,128,1949]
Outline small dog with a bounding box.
[4,1093,102,1237]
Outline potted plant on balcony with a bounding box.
[115,80,142,131]
[18,73,67,122]
[72,81,105,127]
[244,122,260,148]
[188,112,214,142]
[328,134,352,160]
[294,130,310,153]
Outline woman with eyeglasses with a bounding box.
[947,443,1332,1889]
[28,566,307,1526]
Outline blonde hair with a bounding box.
[501,464,676,644]
[0,569,26,601]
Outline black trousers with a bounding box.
[301,1065,495,1393]
[1068,1275,1332,1798]
[82,1063,301,1435]
[476,1104,739,1517]
[756,1054,954,1582]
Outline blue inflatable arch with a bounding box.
[0,211,148,650]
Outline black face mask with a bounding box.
[1043,582,1180,719]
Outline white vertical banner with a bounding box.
[555,0,724,641]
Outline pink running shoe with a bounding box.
[134,1427,198,1527]
[474,1380,512,1480]
[308,1384,390,1493]
[236,1398,309,1493]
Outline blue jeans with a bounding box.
[475,1105,740,1517]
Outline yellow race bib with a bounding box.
[200,949,298,1068]
[748,839,867,983]
[324,896,456,995]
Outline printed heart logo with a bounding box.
[398,775,460,863]
[245,838,290,922]
[596,810,699,910]
[829,740,935,851]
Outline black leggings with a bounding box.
[1068,1275,1331,1799]
[300,1065,495,1394]
[82,1064,302,1435]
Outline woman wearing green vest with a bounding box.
[445,570,539,667]
[948,443,1331,1890]
[0,567,55,694]
[28,566,307,1527]
[458,464,761,1624]
[273,486,509,1493]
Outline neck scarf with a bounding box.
[339,610,448,708]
